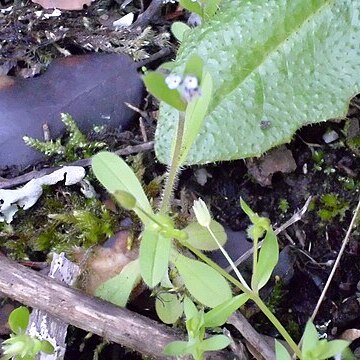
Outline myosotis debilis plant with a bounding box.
[91,46,351,360]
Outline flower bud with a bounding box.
[192,198,211,227]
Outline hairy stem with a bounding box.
[159,112,186,214]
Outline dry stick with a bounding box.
[228,312,275,360]
[0,141,154,189]
[294,196,360,358]
[0,253,179,360]
[0,254,230,360]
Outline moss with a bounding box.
[0,186,118,259]
[317,193,349,222]
[23,113,107,163]
[278,198,290,214]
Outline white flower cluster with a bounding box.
[165,73,201,102]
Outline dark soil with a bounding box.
[1,1,360,359]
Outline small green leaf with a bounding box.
[174,254,232,308]
[143,72,186,112]
[240,198,257,223]
[275,340,292,360]
[252,228,279,291]
[311,339,350,359]
[184,220,227,251]
[184,55,204,82]
[155,293,183,324]
[171,21,191,43]
[186,310,205,336]
[179,0,203,17]
[163,340,189,356]
[302,320,319,356]
[8,307,29,334]
[200,335,230,351]
[203,293,249,328]
[140,230,172,288]
[95,259,141,307]
[40,340,55,354]
[183,296,199,320]
[92,152,153,224]
[179,72,213,164]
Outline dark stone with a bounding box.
[0,53,144,170]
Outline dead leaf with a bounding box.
[32,0,94,10]
[340,328,360,342]
[246,146,297,187]
[0,53,143,170]
[74,230,139,295]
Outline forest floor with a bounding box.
[0,1,359,359]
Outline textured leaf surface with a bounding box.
[156,0,360,165]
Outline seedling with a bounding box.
[1,307,54,360]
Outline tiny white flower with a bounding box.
[183,75,199,90]
[193,198,211,227]
[165,74,182,89]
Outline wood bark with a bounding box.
[0,253,181,359]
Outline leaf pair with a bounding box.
[275,320,350,360]
[240,198,279,292]
[164,294,248,359]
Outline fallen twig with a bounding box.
[309,195,360,321]
[228,312,275,360]
[130,0,164,30]
[0,254,231,359]
[0,253,180,359]
[0,141,154,189]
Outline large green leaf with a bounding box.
[174,254,232,308]
[155,0,360,165]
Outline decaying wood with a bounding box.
[0,254,233,359]
[28,253,80,360]
[0,253,181,359]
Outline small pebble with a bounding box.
[323,130,339,143]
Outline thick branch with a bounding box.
[0,254,179,359]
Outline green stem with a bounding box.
[251,234,259,292]
[159,112,186,214]
[181,241,302,359]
